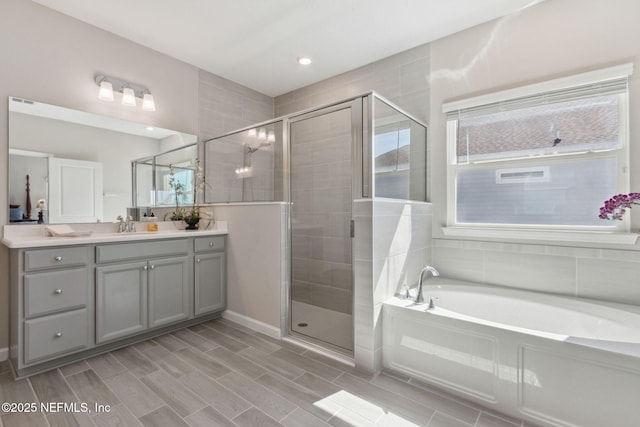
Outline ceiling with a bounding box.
[33,0,542,97]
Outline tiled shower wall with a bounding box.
[274,44,430,123]
[198,69,274,141]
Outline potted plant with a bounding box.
[166,159,209,230]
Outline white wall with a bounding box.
[429,0,640,305]
[0,0,200,350]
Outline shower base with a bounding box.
[291,300,353,351]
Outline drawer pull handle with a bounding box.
[54,332,62,338]
[150,265,155,270]
[143,266,148,270]
[54,289,63,295]
[209,242,214,247]
[196,258,200,263]
[54,256,63,261]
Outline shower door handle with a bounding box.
[350,220,355,238]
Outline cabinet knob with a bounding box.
[209,242,214,247]
[54,289,62,295]
[150,265,155,270]
[196,258,200,263]
[54,332,62,338]
[143,266,148,270]
[54,256,63,261]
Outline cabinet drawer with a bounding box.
[24,309,89,364]
[194,236,226,253]
[24,268,88,318]
[96,239,189,263]
[24,246,88,271]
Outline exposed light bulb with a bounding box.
[297,57,312,65]
[98,81,114,102]
[258,128,267,140]
[248,128,257,137]
[122,87,136,106]
[267,131,275,143]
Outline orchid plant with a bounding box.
[598,193,640,220]
[165,158,209,222]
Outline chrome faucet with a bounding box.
[415,265,440,304]
[116,215,126,233]
[116,215,136,233]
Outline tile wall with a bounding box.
[432,238,640,306]
[355,200,432,372]
[274,44,430,123]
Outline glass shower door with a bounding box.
[289,101,358,352]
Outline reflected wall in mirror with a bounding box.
[8,97,197,224]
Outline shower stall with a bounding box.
[203,93,427,356]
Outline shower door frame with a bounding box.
[284,96,365,355]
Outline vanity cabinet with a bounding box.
[7,231,227,378]
[95,239,191,343]
[17,246,92,365]
[194,236,226,316]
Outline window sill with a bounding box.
[441,226,639,245]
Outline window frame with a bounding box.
[442,64,635,244]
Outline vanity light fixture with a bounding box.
[121,86,136,107]
[98,80,114,102]
[95,74,155,111]
[141,92,156,111]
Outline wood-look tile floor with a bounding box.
[0,318,540,427]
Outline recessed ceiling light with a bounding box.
[297,57,312,66]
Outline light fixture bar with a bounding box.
[95,74,155,110]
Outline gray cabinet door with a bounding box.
[96,261,148,343]
[148,256,191,328]
[194,252,226,316]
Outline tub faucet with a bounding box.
[415,265,440,304]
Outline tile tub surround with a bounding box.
[0,318,540,427]
[1,221,228,248]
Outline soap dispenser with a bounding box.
[147,213,158,232]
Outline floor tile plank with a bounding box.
[217,372,296,421]
[233,407,283,427]
[171,329,218,353]
[139,370,207,418]
[238,347,306,381]
[139,406,189,427]
[185,406,236,427]
[111,347,157,378]
[135,343,194,378]
[91,403,143,427]
[102,372,164,418]
[66,370,120,407]
[178,371,251,419]
[371,373,479,425]
[174,347,231,379]
[205,346,267,379]
[86,354,127,380]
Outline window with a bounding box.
[444,64,632,232]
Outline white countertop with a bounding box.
[1,221,228,248]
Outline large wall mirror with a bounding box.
[8,96,197,224]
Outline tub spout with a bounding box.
[415,266,439,304]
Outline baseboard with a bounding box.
[222,310,281,339]
[0,347,8,362]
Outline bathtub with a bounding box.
[383,279,640,427]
